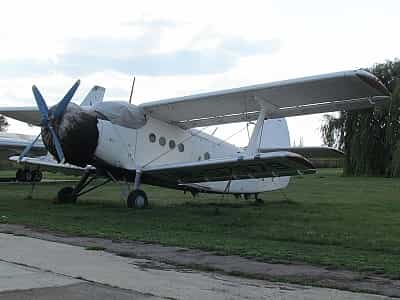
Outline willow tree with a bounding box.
[321,59,400,176]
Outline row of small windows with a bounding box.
[149,133,184,152]
[148,133,210,159]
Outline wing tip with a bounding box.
[356,70,390,96]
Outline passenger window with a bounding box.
[149,133,156,143]
[204,152,210,160]
[169,140,176,149]
[178,143,184,152]
[159,136,166,146]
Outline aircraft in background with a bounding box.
[0,70,389,208]
[0,85,105,182]
[0,133,46,181]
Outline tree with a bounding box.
[321,59,400,176]
[0,115,8,132]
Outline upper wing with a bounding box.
[0,134,46,160]
[140,70,389,128]
[0,86,105,126]
[142,151,315,186]
[259,147,344,159]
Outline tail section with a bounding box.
[260,118,290,149]
[258,118,291,191]
[80,86,105,107]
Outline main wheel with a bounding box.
[16,169,24,182]
[255,193,264,204]
[127,190,148,209]
[57,186,77,203]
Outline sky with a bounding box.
[0,0,399,147]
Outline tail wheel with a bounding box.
[127,190,148,209]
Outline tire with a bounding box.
[24,170,33,182]
[127,190,148,209]
[32,170,43,182]
[16,169,24,182]
[57,186,77,203]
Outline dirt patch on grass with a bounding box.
[1,223,400,297]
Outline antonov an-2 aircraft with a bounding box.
[0,70,389,208]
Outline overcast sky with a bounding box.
[0,0,399,147]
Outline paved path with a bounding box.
[0,233,393,299]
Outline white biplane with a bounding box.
[0,70,389,208]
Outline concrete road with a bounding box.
[0,233,392,299]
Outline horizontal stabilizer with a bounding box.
[260,147,344,159]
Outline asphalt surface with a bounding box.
[0,233,393,300]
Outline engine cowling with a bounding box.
[42,103,99,167]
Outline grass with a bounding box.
[1,168,400,278]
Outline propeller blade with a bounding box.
[18,133,41,162]
[32,85,49,125]
[53,80,81,120]
[48,125,65,163]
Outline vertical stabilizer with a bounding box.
[81,86,106,107]
[260,118,290,149]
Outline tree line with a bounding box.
[321,59,400,176]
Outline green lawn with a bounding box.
[1,169,400,278]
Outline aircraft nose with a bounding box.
[42,103,99,167]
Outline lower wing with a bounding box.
[142,151,316,185]
[9,156,94,176]
[10,151,315,185]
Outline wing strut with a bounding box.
[247,98,269,155]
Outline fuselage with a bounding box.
[38,101,290,195]
[94,115,290,194]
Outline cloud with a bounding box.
[123,18,178,29]
[0,25,281,78]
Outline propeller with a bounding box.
[19,80,81,163]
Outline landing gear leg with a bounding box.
[56,170,111,204]
[127,170,148,209]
